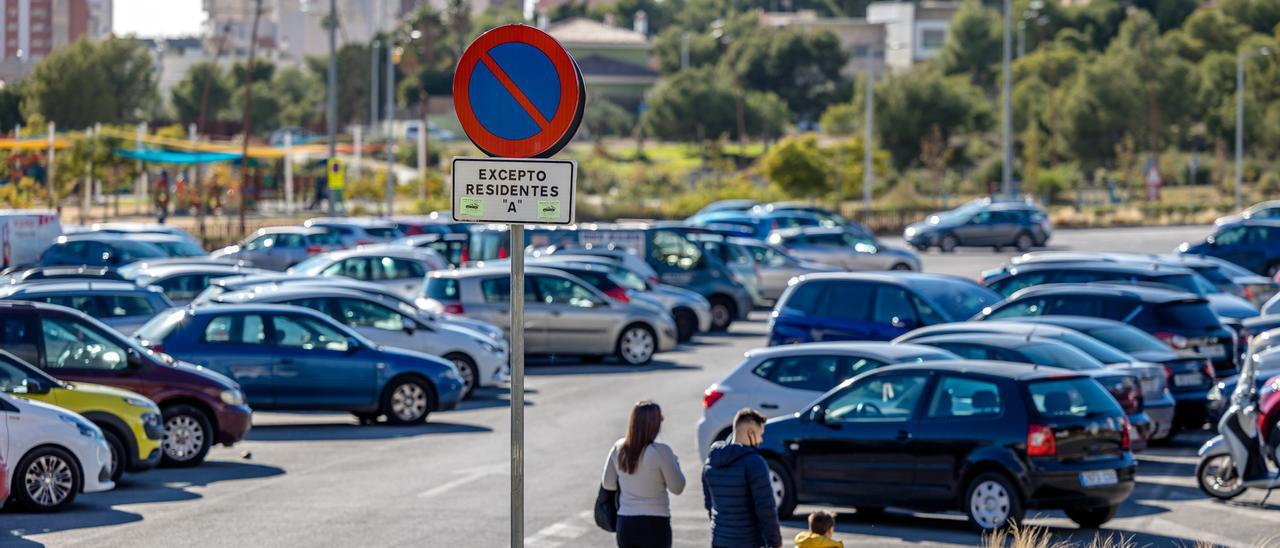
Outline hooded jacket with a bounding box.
[793,531,843,548]
[702,441,782,548]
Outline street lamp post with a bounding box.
[327,0,338,216]
[863,46,874,216]
[1001,0,1014,199]
[385,35,396,217]
[1236,47,1270,211]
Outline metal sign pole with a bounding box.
[509,223,525,547]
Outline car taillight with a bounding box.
[1202,361,1216,381]
[1243,286,1255,301]
[443,303,465,315]
[1027,424,1056,456]
[1162,365,1173,379]
[305,245,323,255]
[1121,417,1132,450]
[604,286,630,303]
[460,247,469,264]
[1108,379,1143,414]
[356,240,373,246]
[1153,331,1189,349]
[649,275,660,285]
[703,388,725,409]
[498,246,509,259]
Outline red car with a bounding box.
[1261,373,1280,462]
[0,301,253,467]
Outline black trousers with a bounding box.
[616,515,672,548]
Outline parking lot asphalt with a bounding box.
[6,225,1280,548]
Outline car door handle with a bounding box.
[896,430,911,441]
[760,402,780,410]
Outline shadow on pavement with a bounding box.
[526,359,700,376]
[247,420,491,442]
[1,461,283,544]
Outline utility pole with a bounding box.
[45,122,57,213]
[385,27,396,217]
[1001,0,1014,198]
[1235,49,1246,211]
[863,47,874,216]
[327,0,338,216]
[371,40,380,128]
[238,0,264,237]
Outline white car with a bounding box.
[695,342,957,460]
[1,392,115,512]
[211,285,508,398]
[287,247,449,298]
[304,217,404,248]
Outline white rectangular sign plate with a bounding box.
[451,157,576,224]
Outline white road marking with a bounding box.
[417,464,506,498]
[525,510,593,547]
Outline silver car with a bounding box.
[0,280,174,335]
[288,247,449,298]
[304,217,404,248]
[419,266,678,365]
[211,226,342,271]
[123,263,271,305]
[768,227,921,271]
[211,285,508,398]
[728,238,839,302]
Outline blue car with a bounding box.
[767,272,1001,346]
[134,304,464,424]
[1178,219,1280,277]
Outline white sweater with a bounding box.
[601,439,687,517]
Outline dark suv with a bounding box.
[0,300,253,466]
[982,261,1209,298]
[978,283,1238,377]
[903,200,1051,253]
[761,361,1135,532]
[1179,219,1280,276]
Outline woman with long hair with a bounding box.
[601,400,686,548]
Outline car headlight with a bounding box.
[904,227,917,238]
[124,396,156,409]
[1207,383,1224,401]
[59,413,101,439]
[220,389,246,406]
[480,341,504,355]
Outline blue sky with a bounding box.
[114,0,205,38]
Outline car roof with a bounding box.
[80,232,188,243]
[188,302,338,318]
[999,315,1133,332]
[903,321,1078,339]
[1013,251,1214,270]
[872,359,1082,381]
[322,247,437,261]
[770,226,848,238]
[56,232,160,244]
[793,271,978,288]
[1220,218,1280,228]
[908,332,1061,350]
[0,280,143,295]
[1005,282,1204,304]
[306,217,397,228]
[743,342,953,361]
[1000,260,1193,277]
[131,263,256,278]
[430,265,572,279]
[217,285,375,303]
[257,226,326,235]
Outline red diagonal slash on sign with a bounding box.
[479,53,551,130]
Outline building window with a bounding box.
[921,29,946,50]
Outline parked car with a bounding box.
[695,342,958,459]
[686,210,837,240]
[751,202,847,225]
[135,304,464,424]
[1167,254,1277,306]
[903,333,1150,448]
[210,285,508,398]
[687,232,765,305]
[38,233,169,268]
[287,247,448,298]
[729,238,840,303]
[1178,219,1280,276]
[390,215,468,236]
[211,226,343,271]
[977,283,1240,377]
[0,280,175,334]
[0,392,115,512]
[0,300,253,466]
[997,316,1217,433]
[759,361,1134,531]
[895,322,1173,440]
[768,227,921,271]
[96,232,207,258]
[0,349,162,481]
[693,199,756,217]
[535,245,660,283]
[768,273,1001,346]
[379,232,470,266]
[124,263,272,305]
[420,266,678,365]
[1214,200,1280,226]
[1,265,124,284]
[904,200,1051,252]
[304,217,404,248]
[88,222,201,247]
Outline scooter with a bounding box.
[1197,351,1280,500]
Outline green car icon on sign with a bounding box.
[460,197,484,216]
[537,200,561,220]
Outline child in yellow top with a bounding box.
[794,510,843,548]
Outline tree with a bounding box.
[0,81,24,133]
[761,134,829,198]
[819,102,857,136]
[270,67,323,128]
[871,68,992,168]
[306,44,373,127]
[582,98,635,138]
[642,66,790,142]
[653,26,720,74]
[940,0,1001,87]
[722,26,847,123]
[1132,0,1198,32]
[171,62,233,127]
[1220,0,1280,34]
[21,37,157,128]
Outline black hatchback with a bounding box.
[759,361,1136,532]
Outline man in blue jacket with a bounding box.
[702,408,782,548]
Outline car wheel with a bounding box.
[161,404,212,467]
[14,446,82,512]
[381,377,434,425]
[964,472,1023,532]
[708,296,735,332]
[1064,504,1119,528]
[616,325,656,365]
[939,234,958,253]
[765,458,797,519]
[1014,232,1034,252]
[672,308,697,342]
[444,353,479,399]
[890,263,913,271]
[1196,454,1245,500]
[101,428,126,482]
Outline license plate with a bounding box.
[1174,373,1203,387]
[1196,344,1226,359]
[1140,378,1159,394]
[1080,469,1118,487]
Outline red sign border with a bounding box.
[453,25,585,159]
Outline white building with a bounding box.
[866,1,959,71]
[759,10,887,79]
[0,0,113,82]
[202,0,404,65]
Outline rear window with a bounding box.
[365,227,401,238]
[156,240,207,257]
[136,309,190,343]
[908,279,1000,319]
[307,232,342,245]
[1026,378,1123,418]
[1155,301,1221,330]
[1152,273,1212,296]
[425,278,459,300]
[1019,342,1105,370]
[1083,325,1170,354]
[781,281,826,314]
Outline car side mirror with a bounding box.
[345,337,362,353]
[402,323,416,335]
[20,377,50,395]
[891,316,916,330]
[806,405,826,424]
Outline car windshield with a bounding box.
[155,240,207,257]
[909,279,1001,319]
[136,308,189,343]
[1019,342,1106,370]
[1154,273,1217,296]
[290,255,332,275]
[1081,325,1172,354]
[1156,301,1221,331]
